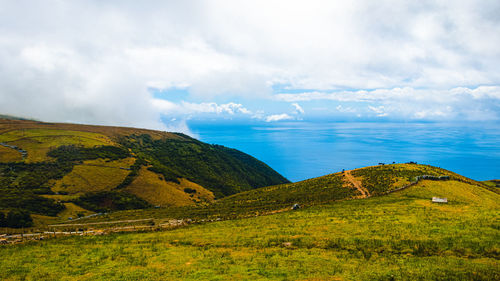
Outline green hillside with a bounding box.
[1,174,498,280]
[68,163,491,225]
[0,118,289,226]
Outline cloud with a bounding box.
[274,86,500,120]
[265,114,294,122]
[368,106,388,117]
[291,103,305,114]
[336,105,357,113]
[152,100,252,116]
[0,1,499,128]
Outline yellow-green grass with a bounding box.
[0,118,185,141]
[350,163,484,195]
[59,164,485,225]
[125,167,215,207]
[40,194,81,201]
[0,129,114,162]
[51,158,135,195]
[0,146,22,162]
[482,180,500,194]
[1,180,498,280]
[27,203,95,226]
[57,203,95,220]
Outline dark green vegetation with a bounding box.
[74,191,152,212]
[0,180,498,280]
[0,162,69,218]
[119,134,289,197]
[0,210,33,228]
[47,145,130,162]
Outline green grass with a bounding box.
[1,180,498,280]
[69,164,475,224]
[0,129,114,163]
[51,158,134,195]
[482,180,500,194]
[351,163,484,195]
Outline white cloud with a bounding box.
[265,114,294,122]
[276,86,500,120]
[291,103,305,114]
[368,106,388,117]
[0,0,499,128]
[152,100,252,116]
[336,105,357,113]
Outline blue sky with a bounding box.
[0,1,499,134]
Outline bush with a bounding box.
[74,191,152,212]
[47,145,130,162]
[0,212,5,227]
[184,188,197,194]
[4,209,33,228]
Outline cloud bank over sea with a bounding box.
[1,1,499,133]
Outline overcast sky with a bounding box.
[1,0,499,133]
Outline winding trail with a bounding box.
[344,170,371,198]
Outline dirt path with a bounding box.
[48,218,154,227]
[344,170,371,198]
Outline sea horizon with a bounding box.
[190,121,500,182]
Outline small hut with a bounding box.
[432,197,448,203]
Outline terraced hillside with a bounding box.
[1,170,498,280]
[0,118,289,227]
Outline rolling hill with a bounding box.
[1,163,498,280]
[66,162,495,225]
[0,118,289,226]
[0,118,497,280]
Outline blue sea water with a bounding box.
[189,122,500,182]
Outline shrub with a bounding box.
[184,188,197,194]
[5,209,33,228]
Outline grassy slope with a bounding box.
[0,180,498,280]
[121,134,290,197]
[0,146,22,162]
[0,128,115,162]
[50,158,135,195]
[0,118,181,141]
[70,163,485,224]
[124,167,215,207]
[482,180,500,194]
[0,118,289,221]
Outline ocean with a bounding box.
[189,122,500,182]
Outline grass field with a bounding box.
[56,163,487,225]
[0,145,22,162]
[124,167,215,207]
[0,129,114,162]
[1,180,498,280]
[0,118,182,141]
[51,158,135,195]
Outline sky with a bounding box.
[1,0,499,134]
